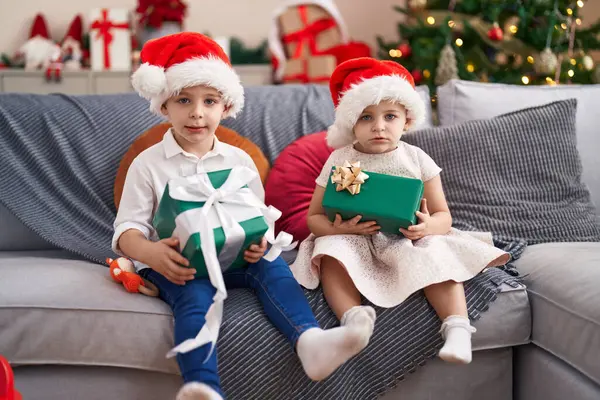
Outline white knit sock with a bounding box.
[340,305,376,350]
[296,312,374,382]
[438,315,476,364]
[176,382,223,400]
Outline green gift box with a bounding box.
[152,169,269,279]
[322,166,424,234]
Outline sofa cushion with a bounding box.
[0,252,530,374]
[264,131,333,243]
[437,79,600,214]
[403,99,600,244]
[514,242,600,385]
[0,204,55,251]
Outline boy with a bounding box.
[113,32,365,400]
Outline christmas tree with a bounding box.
[377,0,600,96]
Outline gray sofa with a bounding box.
[0,80,599,400]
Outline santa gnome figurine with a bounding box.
[15,14,61,71]
[61,15,84,71]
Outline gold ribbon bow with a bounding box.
[331,161,369,195]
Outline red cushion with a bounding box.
[265,132,333,243]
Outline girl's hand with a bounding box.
[244,237,268,263]
[333,214,380,235]
[400,198,431,240]
[147,237,196,285]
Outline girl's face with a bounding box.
[353,101,408,154]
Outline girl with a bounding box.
[291,58,510,365]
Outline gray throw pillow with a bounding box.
[402,99,600,244]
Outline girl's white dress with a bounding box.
[290,143,510,308]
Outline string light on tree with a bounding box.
[521,76,530,84]
[582,54,594,71]
[427,16,436,25]
[455,38,463,47]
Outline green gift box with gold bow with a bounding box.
[322,161,424,234]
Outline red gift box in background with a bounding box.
[269,1,371,84]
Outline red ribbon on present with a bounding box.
[281,5,337,58]
[91,9,129,69]
[282,59,331,84]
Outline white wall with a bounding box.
[0,0,405,55]
[3,1,598,59]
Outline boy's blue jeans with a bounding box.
[139,256,320,398]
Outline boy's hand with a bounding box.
[333,214,380,236]
[400,198,431,241]
[244,237,267,264]
[147,237,196,285]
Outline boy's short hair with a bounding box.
[131,32,244,118]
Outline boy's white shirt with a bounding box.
[112,128,265,270]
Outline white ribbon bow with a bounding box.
[164,166,296,360]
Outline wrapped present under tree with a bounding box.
[282,54,336,84]
[269,0,372,84]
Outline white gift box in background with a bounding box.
[90,8,132,71]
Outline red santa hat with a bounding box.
[30,14,50,40]
[268,0,349,81]
[326,57,426,149]
[62,15,83,45]
[131,32,244,118]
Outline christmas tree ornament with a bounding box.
[582,54,594,71]
[487,22,504,41]
[408,0,427,11]
[411,69,423,84]
[495,52,508,66]
[534,47,558,74]
[435,43,459,85]
[397,43,412,58]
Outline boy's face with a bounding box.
[161,85,227,147]
[353,101,408,154]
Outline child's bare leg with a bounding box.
[320,256,377,351]
[424,281,475,364]
[320,255,361,319]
